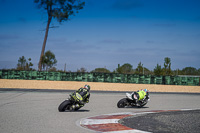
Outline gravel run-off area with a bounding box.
[0,79,200,93]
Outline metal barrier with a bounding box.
[0,70,199,86]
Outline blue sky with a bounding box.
[0,0,200,72]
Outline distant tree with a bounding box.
[25,58,33,70]
[116,64,122,73]
[135,62,143,75]
[163,57,172,75]
[172,69,181,76]
[91,68,111,73]
[154,64,163,76]
[198,68,200,75]
[181,67,197,75]
[117,63,133,74]
[134,62,151,75]
[77,67,87,72]
[41,50,57,71]
[144,68,153,75]
[17,56,33,70]
[34,0,85,71]
[56,69,65,72]
[17,56,26,70]
[49,67,57,72]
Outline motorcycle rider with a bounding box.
[70,85,90,110]
[131,89,149,106]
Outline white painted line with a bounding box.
[80,119,119,125]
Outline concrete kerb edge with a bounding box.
[78,108,200,133]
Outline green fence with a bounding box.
[0,70,199,86]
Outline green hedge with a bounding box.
[0,70,199,86]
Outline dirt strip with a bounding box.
[0,79,200,93]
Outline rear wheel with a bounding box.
[58,100,71,112]
[117,98,128,108]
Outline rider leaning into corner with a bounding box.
[131,89,149,106]
[70,85,90,110]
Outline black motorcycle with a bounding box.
[117,92,150,108]
[58,92,84,112]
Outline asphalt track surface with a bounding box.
[0,88,200,133]
[120,109,200,133]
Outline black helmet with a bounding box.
[84,85,90,91]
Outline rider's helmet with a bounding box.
[84,85,90,91]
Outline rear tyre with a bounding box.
[58,100,71,112]
[117,98,128,108]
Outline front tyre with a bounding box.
[137,99,148,108]
[117,98,128,108]
[58,100,71,112]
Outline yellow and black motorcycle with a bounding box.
[58,92,85,112]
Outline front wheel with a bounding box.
[137,99,148,108]
[58,100,71,112]
[117,98,128,108]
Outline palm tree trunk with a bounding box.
[38,16,52,71]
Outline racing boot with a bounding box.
[75,104,80,108]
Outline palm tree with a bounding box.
[164,57,171,75]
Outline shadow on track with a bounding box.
[60,109,90,112]
[118,106,149,109]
